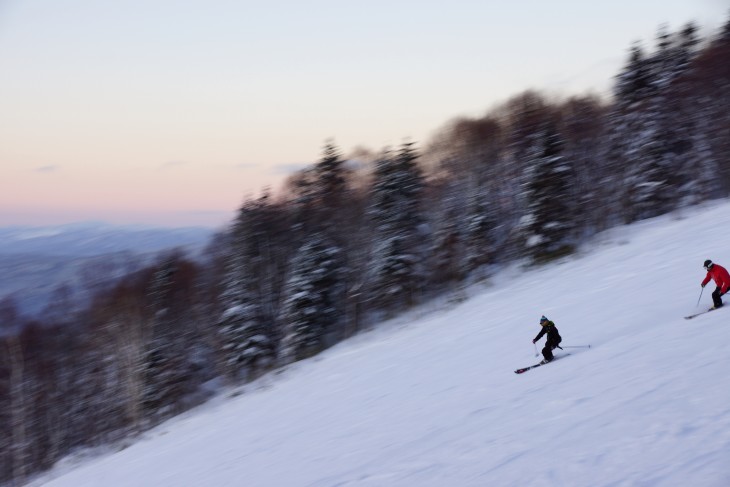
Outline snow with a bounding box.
[31,201,730,487]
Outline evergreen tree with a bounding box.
[666,23,721,206]
[559,96,614,234]
[614,42,653,109]
[218,300,271,379]
[393,141,424,229]
[369,142,424,234]
[520,125,575,262]
[676,22,699,74]
[286,166,319,244]
[369,148,398,234]
[623,117,676,222]
[628,24,707,219]
[429,204,463,286]
[371,235,419,307]
[288,141,351,242]
[611,35,684,222]
[313,140,348,215]
[217,193,276,380]
[463,189,497,275]
[142,258,180,416]
[676,123,721,205]
[141,254,200,420]
[368,142,425,308]
[650,24,674,92]
[278,236,343,363]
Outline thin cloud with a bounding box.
[159,161,189,170]
[35,165,59,173]
[271,163,310,175]
[233,163,259,170]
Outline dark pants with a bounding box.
[712,286,724,308]
[542,340,561,361]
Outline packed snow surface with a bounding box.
[34,203,730,486]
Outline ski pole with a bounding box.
[533,342,539,357]
[562,345,591,349]
[696,287,704,307]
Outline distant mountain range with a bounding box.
[0,222,215,257]
[0,222,217,317]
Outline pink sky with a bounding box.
[0,0,725,228]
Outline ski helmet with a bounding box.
[704,259,713,270]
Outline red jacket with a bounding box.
[702,264,730,294]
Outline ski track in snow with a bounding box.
[31,201,730,487]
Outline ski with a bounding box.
[684,307,721,320]
[514,354,570,374]
[514,363,546,374]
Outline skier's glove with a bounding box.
[532,339,537,344]
[701,283,706,288]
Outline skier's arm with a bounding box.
[702,273,712,287]
[533,328,546,343]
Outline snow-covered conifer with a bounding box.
[463,189,497,275]
[367,142,426,308]
[520,125,575,262]
[278,236,344,363]
[217,193,276,380]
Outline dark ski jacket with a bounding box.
[702,264,730,294]
[534,320,562,348]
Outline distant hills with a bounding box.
[0,222,215,257]
[0,222,216,316]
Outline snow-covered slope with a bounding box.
[33,203,730,487]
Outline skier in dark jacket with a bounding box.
[533,315,562,364]
[701,259,730,310]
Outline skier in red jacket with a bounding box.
[701,259,730,309]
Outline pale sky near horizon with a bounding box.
[1,0,726,228]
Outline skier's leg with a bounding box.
[712,286,723,308]
[542,344,554,362]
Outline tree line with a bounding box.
[1,18,729,486]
